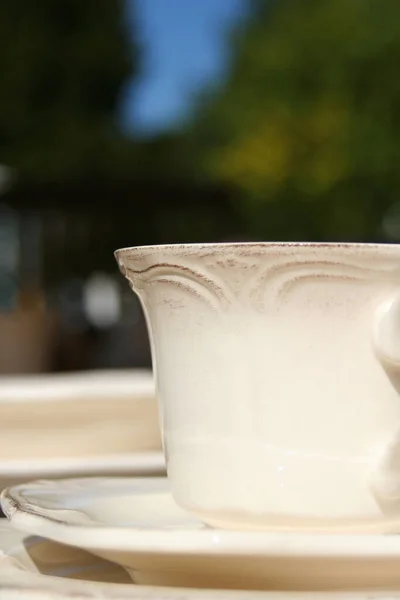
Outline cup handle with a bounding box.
[371,294,400,501]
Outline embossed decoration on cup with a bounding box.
[115,242,400,531]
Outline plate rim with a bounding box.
[4,476,400,559]
[0,522,296,600]
[0,452,165,476]
[0,369,155,404]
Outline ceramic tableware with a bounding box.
[6,476,400,591]
[0,369,161,460]
[0,521,274,599]
[116,242,400,531]
[0,451,165,491]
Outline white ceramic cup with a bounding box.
[116,242,400,531]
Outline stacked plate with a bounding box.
[4,477,400,598]
[0,368,171,598]
[0,369,165,491]
[0,529,390,600]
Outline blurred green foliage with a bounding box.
[0,0,207,188]
[3,0,400,247]
[191,0,400,242]
[0,0,236,281]
[0,0,136,180]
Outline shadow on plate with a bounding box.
[20,535,132,584]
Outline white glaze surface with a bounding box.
[0,369,155,403]
[0,370,162,459]
[0,521,272,598]
[0,452,165,491]
[6,477,400,590]
[116,242,400,529]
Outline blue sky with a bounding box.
[120,0,247,135]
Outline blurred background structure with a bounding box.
[1,0,400,373]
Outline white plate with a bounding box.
[0,369,155,403]
[0,452,165,491]
[0,521,258,599]
[0,369,162,460]
[4,477,400,591]
[0,522,397,600]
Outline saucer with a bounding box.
[0,452,165,491]
[0,524,399,600]
[4,477,400,591]
[0,521,270,599]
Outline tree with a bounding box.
[193,0,400,241]
[0,0,137,180]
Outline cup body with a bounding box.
[116,242,400,530]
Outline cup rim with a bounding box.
[115,241,400,258]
